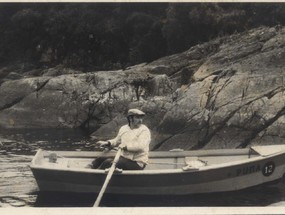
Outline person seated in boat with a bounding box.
[90,108,151,170]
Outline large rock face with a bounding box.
[1,26,285,150]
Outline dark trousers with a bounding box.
[91,156,145,170]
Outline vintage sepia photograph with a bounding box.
[1,1,285,213]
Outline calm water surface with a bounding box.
[1,128,285,207]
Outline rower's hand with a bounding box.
[118,145,127,151]
[96,140,110,148]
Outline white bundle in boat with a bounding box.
[182,157,207,171]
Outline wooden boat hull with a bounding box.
[30,145,285,195]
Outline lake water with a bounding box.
[1,128,285,207]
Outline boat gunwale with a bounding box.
[35,148,253,159]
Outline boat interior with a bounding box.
[31,146,274,171]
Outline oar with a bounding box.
[93,147,122,207]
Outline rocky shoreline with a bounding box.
[1,26,285,151]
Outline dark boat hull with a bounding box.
[30,145,285,195]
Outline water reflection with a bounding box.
[0,128,92,156]
[34,183,285,207]
[0,127,89,145]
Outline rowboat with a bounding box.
[30,145,285,195]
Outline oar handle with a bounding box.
[93,148,122,207]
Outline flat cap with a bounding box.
[127,108,146,116]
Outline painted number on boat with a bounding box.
[262,161,275,177]
[235,161,275,177]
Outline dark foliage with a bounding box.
[1,3,285,71]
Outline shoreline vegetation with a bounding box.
[1,3,285,71]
